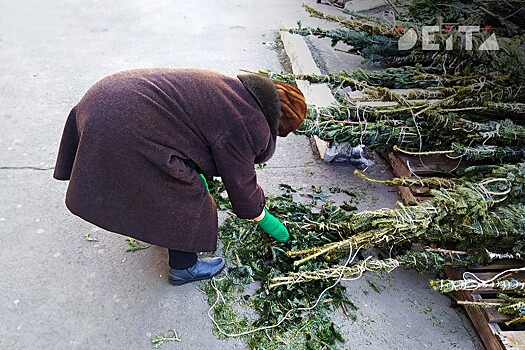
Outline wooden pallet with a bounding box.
[445,260,525,350]
[383,151,480,204]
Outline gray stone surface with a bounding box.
[0,1,483,349]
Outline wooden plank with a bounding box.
[310,136,329,159]
[398,186,418,204]
[383,151,421,204]
[472,296,514,323]
[499,331,525,349]
[445,266,525,350]
[280,31,323,76]
[344,0,389,12]
[470,260,525,271]
[383,151,445,204]
[382,150,484,204]
[454,288,507,350]
[446,268,508,349]
[396,153,477,176]
[486,307,514,324]
[385,151,412,178]
[411,186,430,195]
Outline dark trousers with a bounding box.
[168,249,198,269]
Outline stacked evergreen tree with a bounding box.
[265,1,525,161]
[261,0,525,324]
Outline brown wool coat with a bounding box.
[54,68,281,252]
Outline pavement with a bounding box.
[0,1,483,349]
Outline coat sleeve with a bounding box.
[54,108,80,180]
[211,130,266,219]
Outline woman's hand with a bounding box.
[198,174,210,193]
[253,208,290,242]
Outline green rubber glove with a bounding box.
[256,208,290,242]
[199,174,210,193]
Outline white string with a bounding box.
[463,267,525,285]
[486,249,525,261]
[207,245,361,338]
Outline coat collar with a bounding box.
[237,73,281,163]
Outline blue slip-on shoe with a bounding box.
[168,257,225,286]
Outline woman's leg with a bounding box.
[168,249,198,270]
[168,249,225,286]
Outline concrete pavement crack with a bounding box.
[0,166,55,171]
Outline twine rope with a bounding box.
[207,244,361,338]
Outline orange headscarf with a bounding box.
[273,81,307,137]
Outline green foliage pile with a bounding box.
[203,186,358,350]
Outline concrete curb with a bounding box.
[344,0,388,12]
[279,31,336,107]
[280,31,334,160]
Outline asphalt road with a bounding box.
[0,1,483,349]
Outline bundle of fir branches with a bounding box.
[261,1,525,162]
[267,163,525,324]
[203,184,359,350]
[245,1,525,328]
[203,162,525,347]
